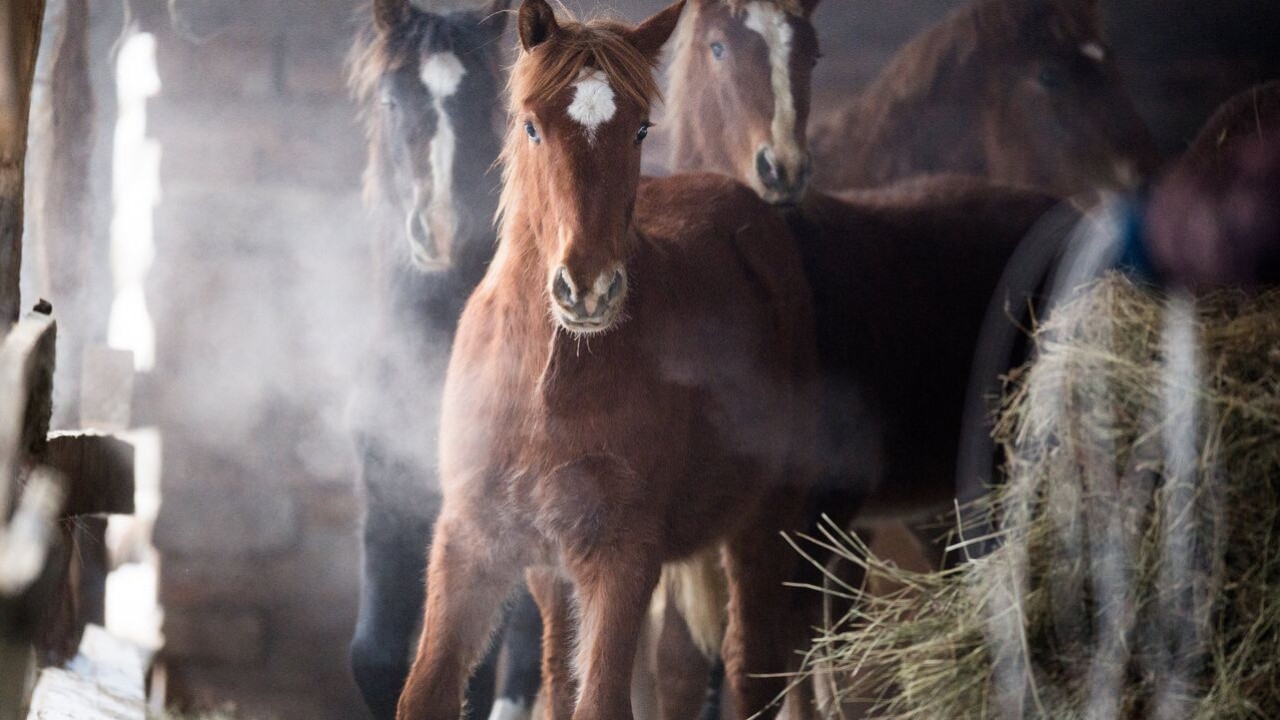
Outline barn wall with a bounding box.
[134,0,1277,718]
[136,0,371,715]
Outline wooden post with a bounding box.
[1,0,48,329]
[27,0,99,428]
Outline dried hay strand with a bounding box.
[797,273,1280,719]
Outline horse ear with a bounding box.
[373,0,409,34]
[627,0,686,61]
[518,0,559,51]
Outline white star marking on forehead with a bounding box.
[1080,42,1106,63]
[567,69,617,141]
[420,52,466,98]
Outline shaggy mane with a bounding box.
[722,0,807,17]
[867,0,1100,107]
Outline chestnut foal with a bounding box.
[395,2,818,719]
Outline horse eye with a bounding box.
[710,41,725,60]
[635,123,651,145]
[1039,66,1065,90]
[524,120,541,143]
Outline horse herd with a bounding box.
[338,0,1273,718]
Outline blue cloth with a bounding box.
[1114,192,1159,283]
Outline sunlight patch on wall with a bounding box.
[107,32,160,372]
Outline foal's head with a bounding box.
[965,0,1160,192]
[499,0,684,335]
[350,0,509,271]
[667,0,820,205]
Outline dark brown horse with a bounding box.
[662,2,1096,714]
[395,2,819,719]
[663,0,1160,201]
[345,3,542,719]
[808,0,1161,195]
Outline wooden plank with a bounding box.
[1,0,49,328]
[44,433,134,517]
[25,625,146,720]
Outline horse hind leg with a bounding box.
[487,582,543,720]
[397,508,525,720]
[721,487,811,720]
[526,567,578,720]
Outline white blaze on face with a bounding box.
[1081,41,1106,63]
[567,68,617,142]
[743,2,801,167]
[420,52,466,240]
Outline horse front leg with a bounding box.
[564,548,661,720]
[397,507,523,720]
[537,455,661,720]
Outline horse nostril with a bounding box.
[553,267,576,306]
[756,148,777,187]
[605,269,624,303]
[756,147,790,190]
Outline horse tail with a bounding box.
[651,546,729,658]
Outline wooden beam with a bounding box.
[45,432,134,517]
[1,0,49,329]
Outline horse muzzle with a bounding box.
[549,265,627,335]
[754,144,811,206]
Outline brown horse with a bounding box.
[663,0,1160,201]
[395,2,819,719]
[809,0,1161,195]
[664,0,821,204]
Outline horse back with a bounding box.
[794,177,1061,513]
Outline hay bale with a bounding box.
[802,273,1280,719]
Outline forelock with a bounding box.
[971,0,1101,54]
[508,17,661,114]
